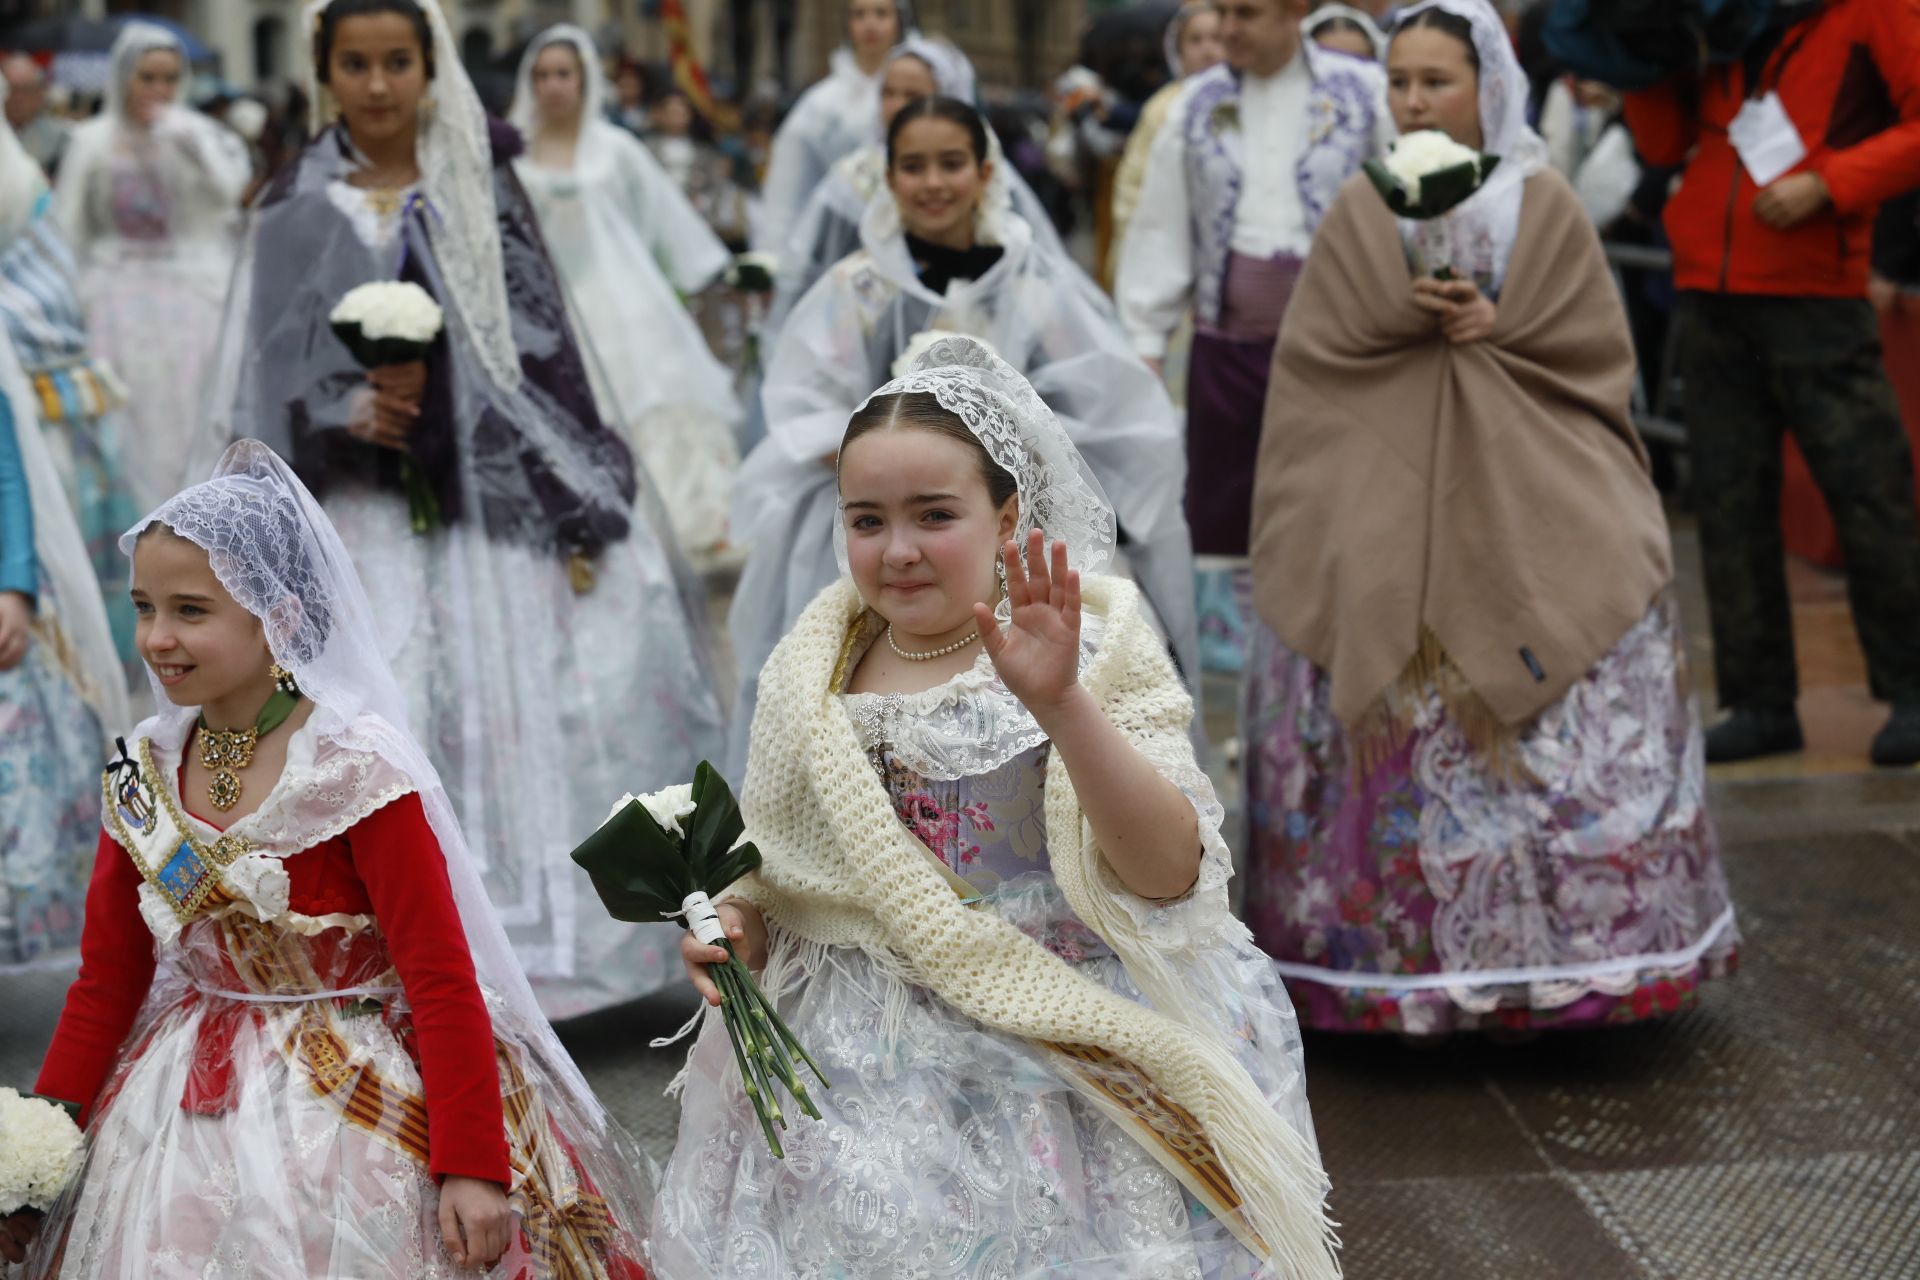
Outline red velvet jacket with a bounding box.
[1623,0,1920,298]
[36,792,512,1186]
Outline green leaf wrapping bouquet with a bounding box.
[1363,129,1501,279]
[570,762,829,1157]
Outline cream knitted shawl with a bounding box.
[732,573,1340,1278]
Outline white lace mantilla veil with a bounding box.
[124,441,605,1122]
[836,333,1115,582]
[1392,0,1550,292]
[299,0,520,393]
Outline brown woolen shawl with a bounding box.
[1249,169,1672,761]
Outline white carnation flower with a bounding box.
[609,783,699,837]
[1383,129,1481,205]
[0,1087,85,1215]
[329,281,445,344]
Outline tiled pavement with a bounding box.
[4,525,1916,1279]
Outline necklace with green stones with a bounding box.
[195,689,301,813]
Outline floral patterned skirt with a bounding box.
[651,876,1323,1279]
[0,639,103,971]
[1240,595,1739,1035]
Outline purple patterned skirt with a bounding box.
[1239,593,1739,1035]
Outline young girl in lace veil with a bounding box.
[651,335,1336,1280]
[9,442,651,1278]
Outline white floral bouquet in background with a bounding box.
[1364,129,1500,278]
[0,1088,83,1218]
[329,280,448,534]
[724,252,779,294]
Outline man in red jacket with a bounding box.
[1625,0,1920,766]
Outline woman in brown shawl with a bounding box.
[1240,0,1737,1037]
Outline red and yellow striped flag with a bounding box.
[661,0,740,131]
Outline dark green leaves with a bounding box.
[568,763,764,923]
[1363,153,1501,220]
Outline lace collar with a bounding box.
[127,718,416,945]
[838,600,1108,781]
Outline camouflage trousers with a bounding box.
[1677,292,1920,708]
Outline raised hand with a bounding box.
[975,529,1081,713]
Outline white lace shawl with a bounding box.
[729,574,1337,1275]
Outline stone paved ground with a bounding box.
[4,528,1917,1278]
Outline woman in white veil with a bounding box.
[750,0,914,253]
[19,441,654,1277]
[56,21,248,512]
[198,0,728,1019]
[510,24,743,556]
[726,95,1199,781]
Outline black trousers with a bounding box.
[1677,292,1920,708]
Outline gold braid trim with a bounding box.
[1347,626,1536,783]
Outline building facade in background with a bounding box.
[38,0,1084,100]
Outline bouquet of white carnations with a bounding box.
[724,252,779,294]
[570,763,829,1158]
[0,1088,84,1219]
[329,280,447,535]
[1364,129,1501,278]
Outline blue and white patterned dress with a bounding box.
[0,195,140,669]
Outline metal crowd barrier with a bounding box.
[1604,241,1688,449]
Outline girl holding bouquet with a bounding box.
[509,25,743,557]
[1242,0,1738,1036]
[7,441,652,1278]
[56,22,249,513]
[726,95,1199,780]
[653,334,1335,1280]
[200,0,727,1019]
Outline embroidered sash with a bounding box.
[101,737,251,924]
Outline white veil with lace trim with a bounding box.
[301,0,520,392]
[124,440,605,1120]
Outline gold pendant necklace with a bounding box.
[196,725,258,813]
[195,676,302,813]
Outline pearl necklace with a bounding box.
[886,624,980,661]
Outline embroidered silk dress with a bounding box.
[651,615,1318,1279]
[29,724,651,1278]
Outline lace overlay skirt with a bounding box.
[651,876,1320,1279]
[27,914,651,1279]
[1241,593,1739,1034]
